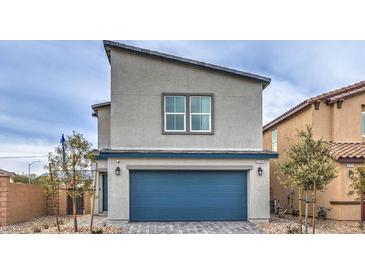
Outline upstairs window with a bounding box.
[163,94,213,134]
[271,128,278,152]
[362,112,365,136]
[190,96,211,132]
[164,96,186,132]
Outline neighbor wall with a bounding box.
[0,174,47,226]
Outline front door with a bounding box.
[102,174,108,212]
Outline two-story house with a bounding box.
[92,41,277,224]
[263,81,365,221]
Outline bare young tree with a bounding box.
[47,131,93,232]
[279,126,338,233]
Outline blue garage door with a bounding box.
[130,170,247,221]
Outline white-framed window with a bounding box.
[164,96,186,132]
[271,128,278,152]
[362,112,365,136]
[190,96,212,132]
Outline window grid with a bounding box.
[162,94,213,134]
[164,96,186,132]
[190,97,212,132]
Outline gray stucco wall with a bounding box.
[109,49,264,151]
[97,106,111,149]
[103,157,270,223]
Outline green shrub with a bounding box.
[286,225,300,234]
[32,226,42,233]
[92,228,103,234]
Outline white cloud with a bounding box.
[0,140,53,175]
[263,79,308,125]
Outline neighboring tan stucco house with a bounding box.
[263,81,365,221]
[91,40,277,224]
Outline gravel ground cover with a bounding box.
[2,214,364,234]
[256,214,365,234]
[0,215,122,234]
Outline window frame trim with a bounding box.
[161,93,215,135]
[189,95,212,133]
[163,95,187,132]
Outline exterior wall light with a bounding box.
[115,166,121,176]
[258,167,263,176]
[348,170,354,178]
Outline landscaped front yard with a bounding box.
[1,214,364,234]
[0,215,122,234]
[256,214,365,234]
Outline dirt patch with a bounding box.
[0,215,122,234]
[256,214,365,234]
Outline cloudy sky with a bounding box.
[1,40,365,174]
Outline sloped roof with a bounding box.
[327,142,365,160]
[91,101,111,111]
[263,80,365,131]
[0,169,15,176]
[103,40,271,88]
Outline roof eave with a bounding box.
[263,101,310,132]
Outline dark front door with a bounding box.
[130,170,247,222]
[102,174,108,212]
[67,194,84,215]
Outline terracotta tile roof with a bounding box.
[327,142,365,160]
[263,80,365,131]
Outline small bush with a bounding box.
[358,222,364,231]
[92,228,103,234]
[58,220,65,225]
[286,225,300,234]
[42,223,49,230]
[32,226,42,233]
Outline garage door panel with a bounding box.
[130,170,247,221]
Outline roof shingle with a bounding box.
[327,142,365,160]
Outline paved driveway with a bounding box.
[118,221,262,234]
[83,216,262,233]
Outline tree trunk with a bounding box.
[72,154,78,232]
[304,190,309,234]
[53,191,60,232]
[299,190,302,234]
[73,197,78,232]
[49,163,60,232]
[312,183,317,234]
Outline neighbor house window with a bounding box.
[362,112,365,136]
[271,128,278,152]
[164,96,186,131]
[190,96,211,132]
[163,94,213,134]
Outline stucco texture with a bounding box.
[102,157,270,223]
[263,93,365,221]
[109,49,264,151]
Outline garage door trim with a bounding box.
[127,165,253,170]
